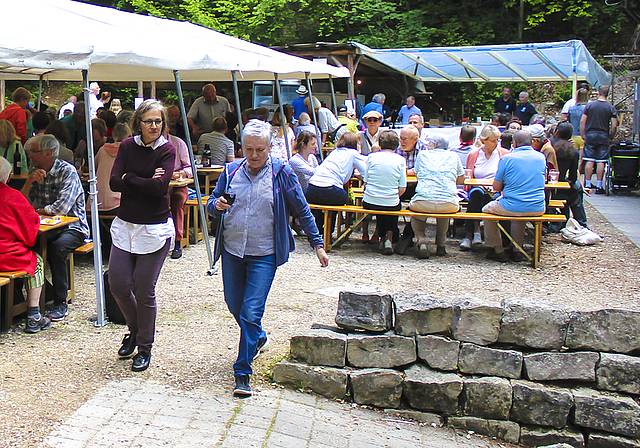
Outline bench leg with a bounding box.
[533,222,542,269]
[496,222,532,264]
[2,279,14,331]
[323,211,332,251]
[67,252,75,304]
[183,205,192,248]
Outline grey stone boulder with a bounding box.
[498,299,570,349]
[402,364,463,415]
[587,432,640,448]
[393,294,453,336]
[458,343,523,378]
[596,353,640,395]
[347,333,416,368]
[451,298,502,346]
[290,329,347,367]
[384,409,442,425]
[416,335,459,371]
[573,387,640,438]
[272,360,348,400]
[350,368,403,409]
[447,416,520,444]
[524,351,599,381]
[565,309,640,353]
[335,290,393,332]
[519,426,585,447]
[538,444,577,448]
[510,380,573,428]
[463,377,512,420]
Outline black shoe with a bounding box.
[47,303,68,322]
[24,315,51,334]
[118,333,137,358]
[510,251,526,262]
[170,247,183,259]
[233,374,252,397]
[595,188,606,195]
[394,237,413,255]
[253,335,269,361]
[132,352,151,372]
[436,246,447,256]
[486,248,510,262]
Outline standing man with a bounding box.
[167,106,187,143]
[0,87,38,145]
[21,134,90,321]
[581,84,618,194]
[494,85,517,115]
[60,101,87,154]
[362,93,385,120]
[397,96,422,124]
[514,91,537,125]
[291,85,308,121]
[337,105,359,134]
[187,84,231,143]
[88,82,110,119]
[58,96,77,119]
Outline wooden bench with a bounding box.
[0,271,30,331]
[309,204,566,268]
[183,196,209,247]
[67,242,94,303]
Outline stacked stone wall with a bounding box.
[273,292,640,447]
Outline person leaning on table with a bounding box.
[21,134,90,323]
[108,99,176,372]
[482,129,546,263]
[207,119,328,397]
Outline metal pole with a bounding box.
[305,73,322,161]
[232,71,243,136]
[174,70,215,274]
[1,79,5,111]
[37,75,43,110]
[329,75,337,116]
[82,70,106,327]
[274,73,291,160]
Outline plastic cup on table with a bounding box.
[464,169,473,180]
[549,169,560,184]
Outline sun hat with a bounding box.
[362,110,383,120]
[526,123,545,139]
[296,85,308,95]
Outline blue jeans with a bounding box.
[222,249,276,376]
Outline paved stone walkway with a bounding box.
[41,379,510,448]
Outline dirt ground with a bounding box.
[1,201,639,448]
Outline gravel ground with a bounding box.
[1,201,639,448]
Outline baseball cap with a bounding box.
[526,124,545,139]
[337,104,347,113]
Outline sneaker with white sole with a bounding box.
[472,233,483,245]
[47,303,68,322]
[459,237,471,251]
[383,239,393,255]
[417,243,430,259]
[233,374,252,397]
[253,335,269,361]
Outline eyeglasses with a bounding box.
[400,137,415,142]
[365,118,380,122]
[141,119,164,127]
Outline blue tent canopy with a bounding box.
[352,40,611,88]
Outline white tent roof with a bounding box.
[0,0,349,81]
[352,40,611,87]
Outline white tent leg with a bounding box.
[274,73,291,160]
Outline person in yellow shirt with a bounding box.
[337,105,359,134]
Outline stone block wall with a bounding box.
[273,292,640,448]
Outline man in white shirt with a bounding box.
[88,83,110,119]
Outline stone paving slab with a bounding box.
[40,379,514,448]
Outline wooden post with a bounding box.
[150,81,156,99]
[137,81,144,98]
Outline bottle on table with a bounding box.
[13,142,21,175]
[203,144,211,167]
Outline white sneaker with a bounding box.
[417,243,430,259]
[383,239,393,255]
[472,233,483,245]
[460,238,471,251]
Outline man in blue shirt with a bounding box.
[482,130,546,262]
[397,96,422,124]
[291,85,308,121]
[361,93,385,124]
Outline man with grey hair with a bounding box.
[514,91,537,125]
[397,96,422,124]
[361,93,386,123]
[21,134,89,322]
[187,84,231,142]
[482,130,546,262]
[88,82,110,119]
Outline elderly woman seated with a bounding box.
[409,136,464,259]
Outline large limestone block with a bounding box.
[416,335,459,371]
[350,368,403,409]
[498,299,570,349]
[519,426,585,447]
[458,343,523,378]
[510,380,573,428]
[596,353,640,395]
[524,351,599,381]
[272,360,348,399]
[463,377,512,420]
[587,432,640,448]
[565,309,640,353]
[347,333,416,368]
[451,299,502,346]
[393,294,453,336]
[290,329,347,367]
[447,416,520,444]
[573,387,640,438]
[402,364,463,415]
[335,290,393,332]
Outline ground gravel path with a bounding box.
[1,201,638,447]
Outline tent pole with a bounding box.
[329,75,337,116]
[151,81,156,99]
[82,70,106,327]
[274,73,291,160]
[37,75,43,110]
[173,70,215,274]
[1,80,5,111]
[305,73,322,161]
[232,71,243,135]
[137,81,144,98]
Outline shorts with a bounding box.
[583,131,610,163]
[25,254,44,290]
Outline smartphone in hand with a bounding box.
[223,192,236,205]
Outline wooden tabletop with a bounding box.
[463,178,571,189]
[39,215,79,233]
[196,166,225,173]
[169,178,195,188]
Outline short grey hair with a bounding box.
[298,112,311,126]
[373,93,386,104]
[513,130,533,147]
[26,134,60,158]
[0,157,11,183]
[519,91,529,99]
[430,136,449,150]
[241,119,273,148]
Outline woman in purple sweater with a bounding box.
[109,100,176,372]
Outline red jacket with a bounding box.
[0,183,40,275]
[0,104,28,145]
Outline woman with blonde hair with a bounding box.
[109,98,123,116]
[270,109,295,161]
[0,119,28,174]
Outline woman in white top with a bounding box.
[289,131,319,193]
[306,132,367,235]
[459,125,510,251]
[362,131,407,254]
[270,110,294,162]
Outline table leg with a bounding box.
[38,233,48,310]
[324,211,332,251]
[534,222,542,269]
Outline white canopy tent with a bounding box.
[352,40,611,89]
[0,0,349,327]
